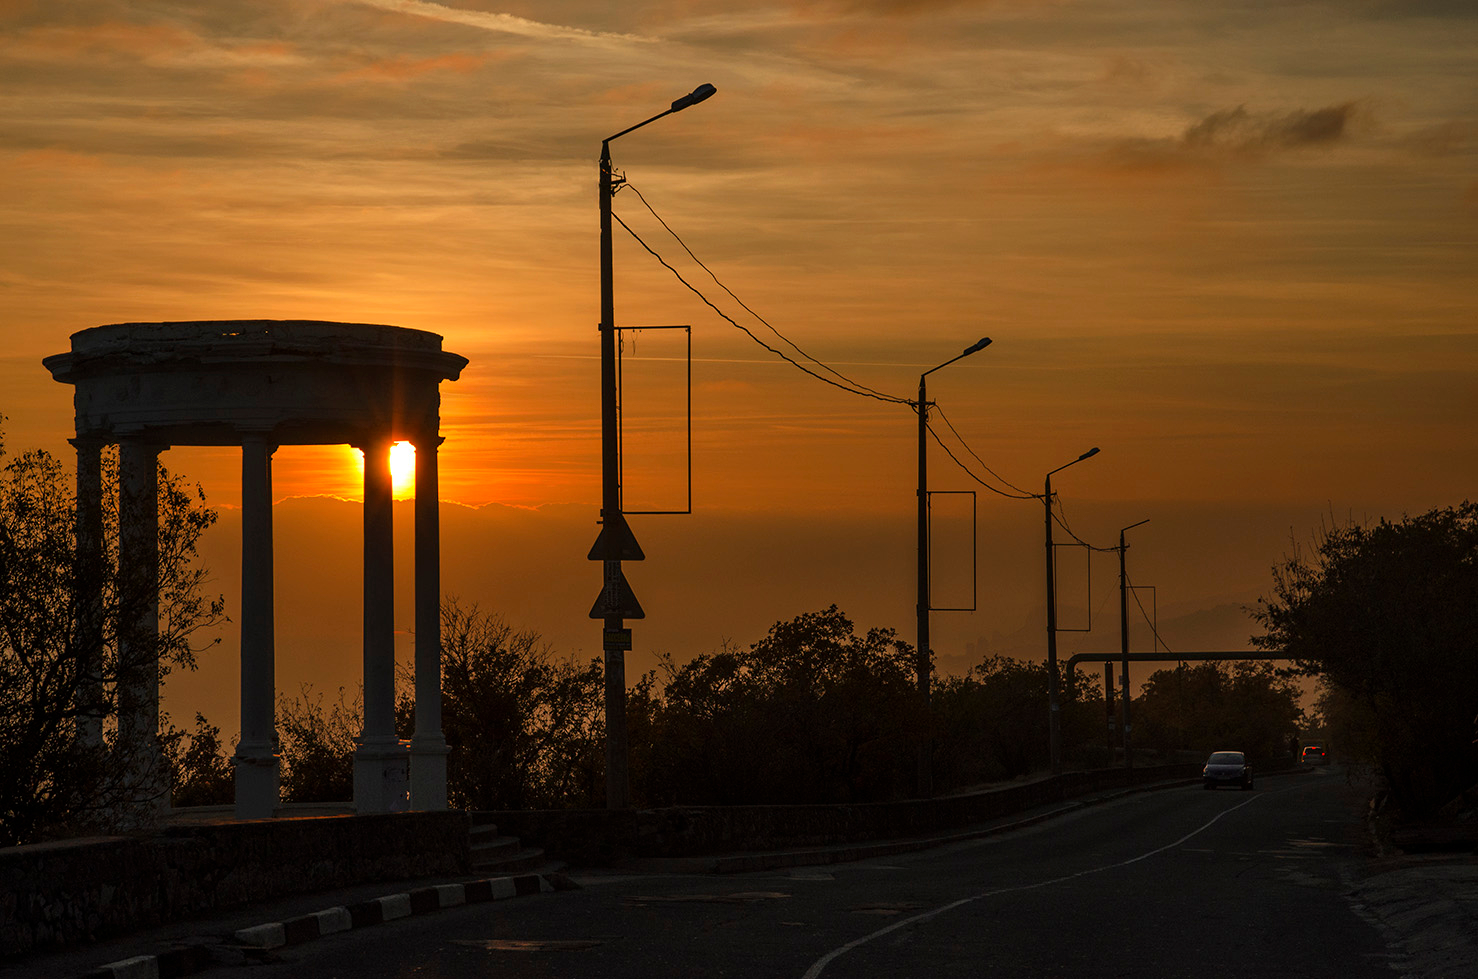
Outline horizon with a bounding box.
[3,1,1475,741]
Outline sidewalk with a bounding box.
[1347,854,1478,979]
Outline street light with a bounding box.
[916,336,991,798]
[590,82,717,810]
[1118,518,1149,770]
[1044,445,1099,777]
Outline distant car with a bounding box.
[1203,750,1253,790]
[1301,745,1329,766]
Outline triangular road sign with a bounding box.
[589,566,645,619]
[587,511,645,562]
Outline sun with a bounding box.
[390,441,416,498]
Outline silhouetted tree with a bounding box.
[631,606,917,805]
[0,429,224,846]
[277,685,360,803]
[165,711,235,807]
[933,656,1051,786]
[430,599,604,810]
[1253,503,1478,815]
[1133,661,1302,761]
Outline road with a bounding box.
[234,769,1402,978]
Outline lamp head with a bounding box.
[1079,446,1101,461]
[963,336,992,355]
[672,83,718,112]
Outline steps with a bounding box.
[469,819,554,875]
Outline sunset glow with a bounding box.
[5,1,1476,736]
[390,441,416,500]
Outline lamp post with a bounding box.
[591,82,716,810]
[916,337,991,798]
[1117,518,1149,770]
[1044,446,1099,776]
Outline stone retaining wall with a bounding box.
[484,764,1204,865]
[0,811,470,958]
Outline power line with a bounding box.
[616,185,1046,507]
[1051,494,1116,553]
[1125,568,1176,656]
[924,419,1036,500]
[621,183,901,402]
[613,211,910,405]
[930,405,1036,498]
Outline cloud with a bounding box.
[333,50,493,82]
[784,0,1021,15]
[1182,103,1359,152]
[349,0,655,45]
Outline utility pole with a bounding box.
[916,337,991,798]
[590,84,716,810]
[1044,447,1098,777]
[916,371,930,798]
[1118,518,1149,771]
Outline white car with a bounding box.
[1203,750,1253,790]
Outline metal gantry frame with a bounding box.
[926,489,977,612]
[616,324,692,516]
[1051,540,1093,632]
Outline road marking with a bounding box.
[624,891,792,905]
[451,938,608,952]
[801,793,1263,978]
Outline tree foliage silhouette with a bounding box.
[1133,661,1302,762]
[1253,502,1478,815]
[0,428,224,845]
[630,605,917,805]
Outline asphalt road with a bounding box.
[230,768,1404,978]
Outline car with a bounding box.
[1203,750,1253,790]
[1300,745,1329,766]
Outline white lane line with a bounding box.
[801,794,1263,978]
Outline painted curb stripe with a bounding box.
[282,914,321,945]
[378,893,413,921]
[233,922,286,949]
[314,907,352,935]
[77,875,556,979]
[408,887,441,914]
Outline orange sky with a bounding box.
[3,0,1476,733]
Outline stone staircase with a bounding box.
[469,816,554,875]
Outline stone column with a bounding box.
[234,437,280,818]
[409,436,449,810]
[354,437,408,812]
[117,439,165,815]
[71,437,105,749]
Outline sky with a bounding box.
[2,0,1475,734]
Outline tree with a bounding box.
[430,599,605,810]
[631,606,917,805]
[0,428,225,845]
[277,685,361,804]
[1252,503,1478,815]
[1133,661,1302,761]
[165,711,235,807]
[933,656,1051,786]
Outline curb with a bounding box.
[71,873,563,979]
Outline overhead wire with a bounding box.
[1050,494,1117,553]
[1125,568,1176,656]
[930,405,1037,499]
[612,211,911,405]
[615,183,1045,505]
[924,420,1037,500]
[621,182,902,402]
